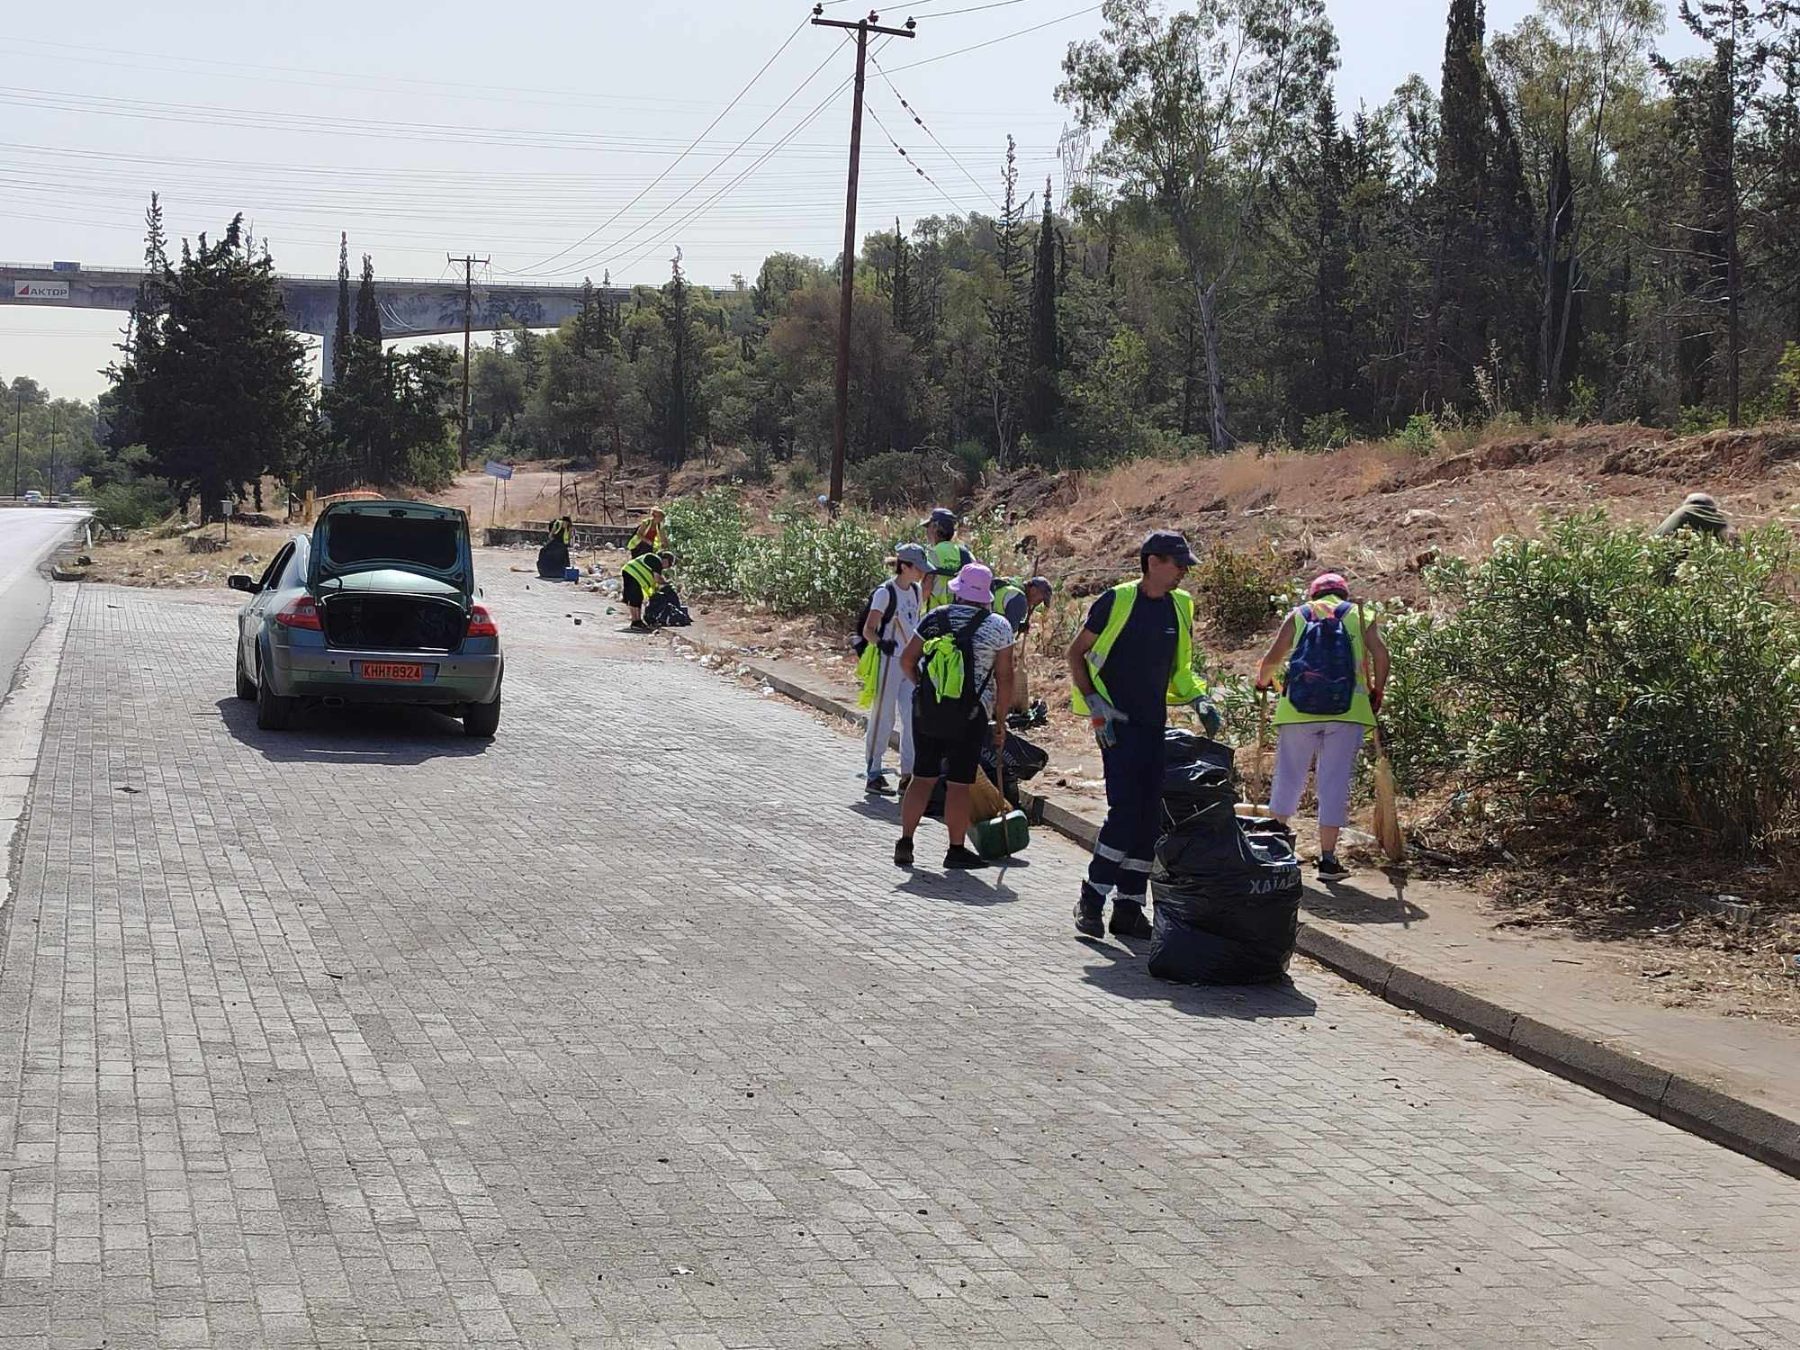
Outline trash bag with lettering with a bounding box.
[1149,815,1302,986]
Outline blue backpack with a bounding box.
[1284,602,1357,716]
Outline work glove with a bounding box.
[1190,698,1222,739]
[1086,692,1128,750]
[877,638,898,657]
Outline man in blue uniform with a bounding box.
[1066,531,1217,939]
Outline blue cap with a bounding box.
[923,507,958,533]
[1140,530,1197,566]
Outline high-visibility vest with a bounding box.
[922,540,968,612]
[993,582,1027,632]
[1071,581,1206,715]
[621,556,662,600]
[628,518,663,554]
[549,519,572,544]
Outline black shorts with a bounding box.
[623,575,646,608]
[911,713,988,785]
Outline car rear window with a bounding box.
[324,514,462,570]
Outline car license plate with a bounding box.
[360,662,424,682]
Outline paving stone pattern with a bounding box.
[1,578,1798,1348]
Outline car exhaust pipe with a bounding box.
[321,695,346,709]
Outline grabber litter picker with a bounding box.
[1234,688,1278,821]
[1358,602,1406,864]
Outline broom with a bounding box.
[1357,603,1406,864]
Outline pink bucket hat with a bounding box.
[948,562,995,605]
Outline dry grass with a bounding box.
[69,522,296,590]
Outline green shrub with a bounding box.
[948,439,989,494]
[1187,543,1282,638]
[1675,405,1726,436]
[664,488,749,594]
[1394,412,1439,453]
[784,459,818,494]
[1751,342,1800,424]
[853,449,941,509]
[91,479,175,530]
[1382,513,1800,853]
[1299,411,1354,451]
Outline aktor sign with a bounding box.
[13,280,71,300]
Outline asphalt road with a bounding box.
[0,508,82,701]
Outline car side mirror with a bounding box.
[227,574,257,593]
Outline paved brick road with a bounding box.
[2,574,1799,1348]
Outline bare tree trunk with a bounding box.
[1196,280,1231,452]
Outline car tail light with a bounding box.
[275,596,322,631]
[466,604,498,638]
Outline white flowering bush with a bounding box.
[1382,512,1800,853]
[664,489,750,594]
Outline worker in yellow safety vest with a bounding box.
[629,508,668,558]
[1066,530,1219,940]
[920,507,972,613]
[622,551,670,632]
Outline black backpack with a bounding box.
[852,581,899,656]
[912,607,995,739]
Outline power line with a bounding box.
[884,2,1102,72]
[863,103,971,216]
[508,34,856,280]
[503,13,812,274]
[868,54,1001,210]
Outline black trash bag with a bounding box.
[1148,818,1302,985]
[646,585,692,627]
[1160,728,1237,836]
[981,730,1049,804]
[536,539,570,579]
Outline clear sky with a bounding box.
[1,0,1691,401]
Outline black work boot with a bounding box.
[1073,893,1105,939]
[1109,899,1154,940]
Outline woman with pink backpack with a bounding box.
[1254,573,1389,881]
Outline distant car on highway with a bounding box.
[22,490,41,504]
[229,499,503,737]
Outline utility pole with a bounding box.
[48,405,57,498]
[11,390,20,500]
[448,253,490,470]
[811,5,915,508]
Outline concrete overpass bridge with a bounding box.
[0,263,619,383]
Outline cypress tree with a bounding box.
[891,219,915,336]
[354,254,382,346]
[1025,178,1061,434]
[332,232,351,384]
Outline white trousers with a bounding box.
[864,654,915,779]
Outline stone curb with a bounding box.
[675,632,1800,1180]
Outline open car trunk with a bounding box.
[320,593,467,651]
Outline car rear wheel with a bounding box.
[463,691,501,739]
[256,661,296,731]
[234,648,256,701]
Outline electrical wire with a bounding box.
[863,103,971,216]
[884,3,1102,72]
[507,33,857,280]
[868,55,1001,209]
[504,12,813,275]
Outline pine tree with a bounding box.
[1025,178,1062,434]
[128,214,309,514]
[332,232,352,384]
